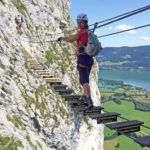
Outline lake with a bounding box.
[98,70,150,90]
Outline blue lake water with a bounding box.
[98,83,116,88]
[98,70,150,90]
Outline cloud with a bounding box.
[140,36,150,40]
[108,27,113,30]
[108,24,137,34]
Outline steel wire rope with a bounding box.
[97,24,150,38]
[88,5,150,27]
[23,23,150,43]
[49,5,150,41]
[21,5,150,39]
[75,5,150,38]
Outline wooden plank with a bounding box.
[77,106,104,115]
[31,66,46,70]
[135,136,150,147]
[30,63,39,65]
[55,89,73,95]
[36,70,47,73]
[31,64,40,66]
[88,112,120,123]
[47,81,62,85]
[51,85,67,90]
[45,78,57,82]
[68,101,88,108]
[61,95,82,101]
[28,60,37,63]
[42,75,53,78]
[106,120,144,134]
[39,73,50,76]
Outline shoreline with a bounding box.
[98,70,150,90]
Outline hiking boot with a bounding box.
[86,97,93,108]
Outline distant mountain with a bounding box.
[96,45,150,70]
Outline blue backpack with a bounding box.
[21,16,23,23]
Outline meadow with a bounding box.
[102,99,150,150]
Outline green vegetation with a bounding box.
[50,6,54,13]
[0,136,22,150]
[100,79,150,150]
[121,54,131,59]
[59,61,67,74]
[97,45,150,71]
[62,30,75,37]
[26,135,37,149]
[100,79,150,112]
[23,85,46,116]
[51,115,60,133]
[45,48,56,66]
[82,115,89,124]
[7,115,23,129]
[0,64,5,69]
[26,22,32,32]
[82,115,93,130]
[103,101,150,134]
[0,0,5,5]
[36,141,42,149]
[4,37,9,43]
[55,94,70,119]
[103,101,150,150]
[100,61,130,66]
[13,0,28,16]
[104,134,143,150]
[24,61,29,69]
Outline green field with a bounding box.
[102,101,150,150]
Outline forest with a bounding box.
[97,45,150,70]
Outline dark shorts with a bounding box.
[77,54,93,85]
[77,65,91,85]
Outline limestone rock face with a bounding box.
[0,0,104,149]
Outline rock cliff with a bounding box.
[0,0,104,149]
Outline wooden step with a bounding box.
[30,62,39,65]
[55,89,73,95]
[28,60,37,63]
[24,54,32,59]
[77,106,104,115]
[37,71,52,76]
[51,85,67,90]
[134,136,150,147]
[36,70,47,74]
[45,78,57,82]
[88,112,120,124]
[30,65,41,67]
[106,120,144,134]
[47,81,62,85]
[31,65,46,70]
[68,101,89,108]
[21,50,31,58]
[39,73,51,76]
[61,95,82,101]
[42,75,53,78]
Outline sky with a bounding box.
[70,0,150,47]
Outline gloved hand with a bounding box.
[57,37,62,42]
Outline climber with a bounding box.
[15,15,23,34]
[57,13,94,107]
